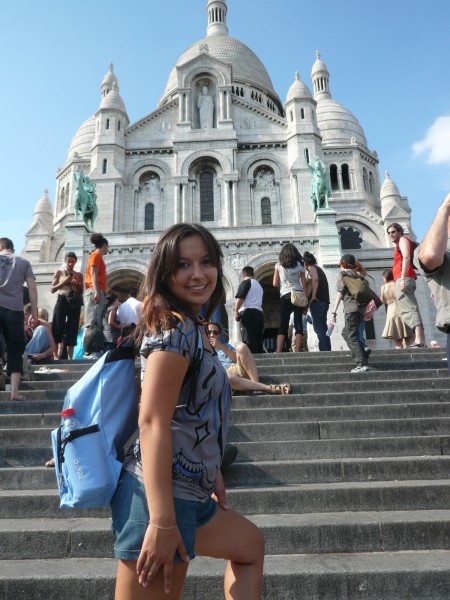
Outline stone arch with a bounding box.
[125,158,172,187]
[238,153,289,181]
[183,65,228,90]
[180,149,232,177]
[106,259,147,298]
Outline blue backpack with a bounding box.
[51,328,205,509]
[51,346,139,509]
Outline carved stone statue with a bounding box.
[73,169,98,230]
[304,150,331,212]
[198,86,214,128]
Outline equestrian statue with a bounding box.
[304,149,331,213]
[73,169,98,230]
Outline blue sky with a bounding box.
[1,0,449,253]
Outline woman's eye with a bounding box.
[202,258,212,265]
[177,262,189,270]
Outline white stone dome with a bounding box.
[159,35,278,105]
[100,88,127,113]
[286,72,312,103]
[380,172,401,200]
[67,115,96,161]
[34,189,53,217]
[316,98,367,146]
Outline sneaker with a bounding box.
[351,365,370,373]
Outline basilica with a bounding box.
[23,0,440,348]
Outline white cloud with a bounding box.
[412,115,450,164]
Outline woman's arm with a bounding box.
[108,309,121,330]
[331,292,344,321]
[137,350,190,591]
[273,266,280,288]
[300,271,308,296]
[308,266,319,301]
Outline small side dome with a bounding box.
[66,115,96,161]
[286,72,312,103]
[311,50,329,78]
[102,63,119,95]
[99,83,127,114]
[34,189,53,218]
[380,171,401,201]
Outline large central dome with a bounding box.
[159,34,277,106]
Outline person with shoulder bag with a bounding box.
[273,243,308,352]
[331,254,371,373]
[51,251,84,359]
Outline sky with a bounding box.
[1,0,449,254]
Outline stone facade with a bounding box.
[23,0,444,349]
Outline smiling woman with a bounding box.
[112,223,264,599]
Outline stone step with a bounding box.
[232,387,450,409]
[227,417,450,442]
[230,402,450,424]
[1,480,450,519]
[1,509,450,560]
[2,416,450,447]
[3,433,449,468]
[1,551,450,600]
[0,399,448,429]
[3,455,450,490]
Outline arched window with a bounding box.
[118,120,121,131]
[145,203,155,230]
[60,188,65,212]
[65,183,70,209]
[369,171,374,195]
[200,171,214,221]
[102,159,108,175]
[330,164,339,190]
[300,108,305,119]
[261,197,272,225]
[342,164,351,190]
[290,111,293,122]
[106,118,110,130]
[363,168,368,192]
[339,226,363,250]
[305,148,310,164]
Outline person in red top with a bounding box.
[387,223,426,347]
[84,233,109,349]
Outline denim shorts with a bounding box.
[111,469,217,562]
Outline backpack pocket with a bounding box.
[52,424,123,509]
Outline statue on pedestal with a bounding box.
[73,169,98,230]
[198,86,214,128]
[304,150,331,212]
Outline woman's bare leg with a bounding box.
[67,345,74,359]
[235,343,259,381]
[294,333,303,352]
[275,334,284,353]
[115,560,188,600]
[196,507,264,600]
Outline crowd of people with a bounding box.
[0,193,449,597]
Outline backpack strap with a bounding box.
[121,324,205,460]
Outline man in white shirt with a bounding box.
[117,289,142,343]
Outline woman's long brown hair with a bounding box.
[136,223,224,338]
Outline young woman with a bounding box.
[380,268,414,349]
[103,293,121,351]
[51,251,84,359]
[331,254,370,373]
[112,223,264,600]
[25,307,57,363]
[273,243,308,352]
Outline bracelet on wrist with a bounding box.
[148,522,176,530]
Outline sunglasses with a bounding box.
[208,330,219,336]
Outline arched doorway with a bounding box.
[107,269,145,302]
[255,262,278,352]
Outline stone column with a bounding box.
[181,181,188,222]
[222,179,231,227]
[315,209,341,267]
[338,169,343,190]
[231,181,238,226]
[174,184,181,223]
[65,221,90,273]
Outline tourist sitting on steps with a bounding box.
[207,322,292,395]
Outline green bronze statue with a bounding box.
[73,169,98,230]
[304,149,331,212]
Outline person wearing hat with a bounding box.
[331,254,370,373]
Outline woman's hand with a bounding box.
[136,524,189,593]
[211,469,229,510]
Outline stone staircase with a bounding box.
[1,348,450,599]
